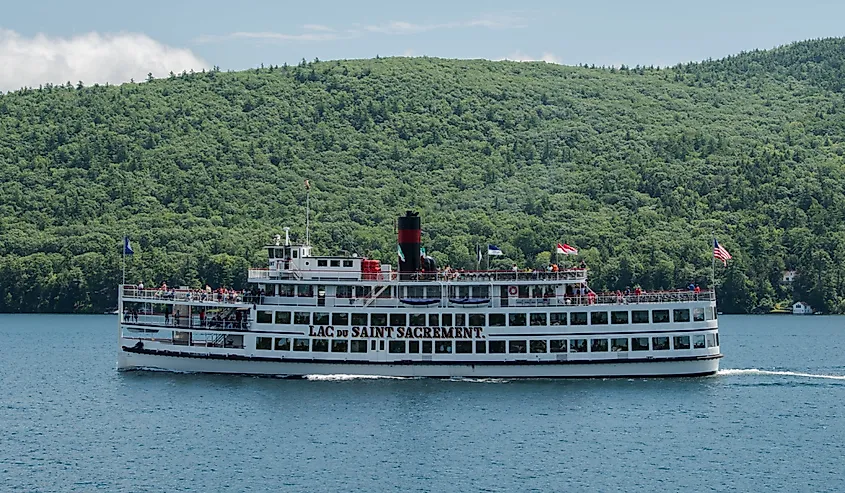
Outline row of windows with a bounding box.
[256,308,711,326]
[255,333,719,354]
[316,259,356,268]
[258,285,502,299]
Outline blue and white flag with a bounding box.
[488,244,503,256]
[124,237,134,255]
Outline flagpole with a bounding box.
[711,236,716,292]
[122,235,126,286]
[305,184,310,246]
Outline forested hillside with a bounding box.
[2,38,845,313]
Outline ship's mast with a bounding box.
[305,180,311,246]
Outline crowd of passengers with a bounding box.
[129,281,245,303]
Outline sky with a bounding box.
[1,0,844,92]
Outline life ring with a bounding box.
[508,286,518,296]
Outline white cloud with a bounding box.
[499,51,562,64]
[302,24,335,32]
[365,14,524,35]
[0,29,207,92]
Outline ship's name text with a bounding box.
[308,326,484,339]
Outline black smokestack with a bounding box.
[398,211,420,273]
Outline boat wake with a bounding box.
[304,374,411,381]
[718,368,845,380]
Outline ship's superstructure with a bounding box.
[118,212,720,378]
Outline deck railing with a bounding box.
[248,268,589,283]
[120,286,248,304]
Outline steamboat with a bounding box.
[117,212,721,378]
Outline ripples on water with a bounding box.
[1,314,844,492]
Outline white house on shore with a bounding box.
[792,301,813,315]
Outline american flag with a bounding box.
[714,239,732,266]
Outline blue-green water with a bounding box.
[1,314,844,492]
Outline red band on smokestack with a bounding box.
[398,229,421,244]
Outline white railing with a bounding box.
[120,286,247,304]
[246,268,587,283]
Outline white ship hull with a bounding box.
[118,348,720,378]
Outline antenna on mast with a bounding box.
[283,227,291,246]
[304,179,311,246]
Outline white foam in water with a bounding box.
[718,368,845,380]
[304,374,409,381]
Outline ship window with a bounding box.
[590,339,609,352]
[330,260,340,267]
[570,312,587,325]
[508,340,527,353]
[569,339,587,353]
[455,314,466,326]
[673,336,691,349]
[331,339,348,352]
[390,314,406,326]
[611,338,628,351]
[469,314,485,326]
[407,286,424,298]
[350,340,367,353]
[356,286,372,298]
[280,285,295,297]
[427,286,441,298]
[530,313,547,326]
[294,312,310,325]
[706,334,716,347]
[389,341,406,353]
[224,335,243,348]
[343,260,354,268]
[297,285,313,297]
[611,311,628,324]
[371,313,387,326]
[274,311,291,324]
[269,248,276,259]
[351,313,368,325]
[274,337,291,351]
[256,337,272,350]
[422,341,433,353]
[441,314,453,326]
[370,340,376,351]
[332,313,349,326]
[410,313,426,326]
[530,340,547,353]
[293,338,310,351]
[652,337,670,350]
[257,311,272,324]
[489,341,506,353]
[409,341,420,353]
[379,340,384,351]
[456,341,473,353]
[292,250,298,258]
[473,286,490,298]
[707,307,717,320]
[377,287,393,298]
[336,286,353,298]
[716,333,719,346]
[693,335,706,348]
[550,340,567,353]
[673,309,691,322]
[458,286,470,298]
[317,259,328,267]
[632,337,649,351]
[509,313,527,326]
[475,340,487,353]
[435,341,453,354]
[693,308,705,321]
[313,312,329,325]
[550,313,567,326]
[312,339,329,352]
[429,314,439,326]
[652,310,670,323]
[590,312,608,325]
[632,310,649,324]
[489,313,506,326]
[518,286,530,298]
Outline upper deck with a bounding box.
[247,267,589,284]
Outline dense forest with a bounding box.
[2,38,845,314]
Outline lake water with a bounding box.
[1,314,844,492]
